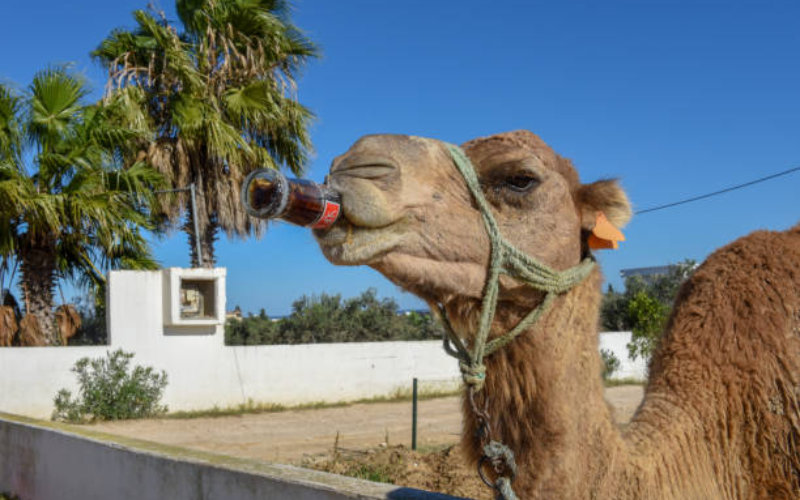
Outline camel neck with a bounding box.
[458,269,625,497]
[455,268,733,499]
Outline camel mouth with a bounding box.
[313,217,405,266]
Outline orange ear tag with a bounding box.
[588,212,625,250]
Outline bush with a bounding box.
[600,349,621,380]
[626,291,669,362]
[225,288,444,345]
[225,308,278,345]
[600,259,696,365]
[52,349,168,423]
[599,259,696,333]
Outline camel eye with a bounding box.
[504,174,540,192]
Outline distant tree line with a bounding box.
[600,259,696,362]
[229,260,697,350]
[225,288,444,345]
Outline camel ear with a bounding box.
[576,180,631,249]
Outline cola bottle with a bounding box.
[242,168,342,229]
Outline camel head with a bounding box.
[314,130,631,319]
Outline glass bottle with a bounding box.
[242,168,342,229]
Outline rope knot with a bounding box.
[459,361,486,390]
[483,440,518,479]
[478,441,519,500]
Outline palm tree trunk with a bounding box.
[200,214,218,269]
[185,195,201,268]
[185,200,217,268]
[19,241,58,344]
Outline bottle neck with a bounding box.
[242,168,342,228]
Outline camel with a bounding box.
[0,305,17,346]
[312,131,800,498]
[55,304,81,346]
[18,314,46,346]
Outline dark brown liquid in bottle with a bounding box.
[248,177,280,213]
[243,169,341,229]
[283,179,335,226]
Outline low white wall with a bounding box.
[0,413,459,500]
[0,270,462,419]
[0,342,460,420]
[0,269,644,419]
[598,331,647,380]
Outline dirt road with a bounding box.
[86,385,644,465]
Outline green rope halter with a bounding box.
[437,143,596,500]
[437,144,596,391]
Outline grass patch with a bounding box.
[166,401,289,419]
[413,442,453,455]
[604,377,646,387]
[1,493,20,500]
[348,464,395,484]
[165,385,461,420]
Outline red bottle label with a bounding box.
[311,201,341,229]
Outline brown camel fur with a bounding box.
[0,305,17,346]
[55,304,81,346]
[18,314,46,346]
[313,130,800,498]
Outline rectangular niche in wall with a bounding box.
[180,279,215,319]
[163,267,226,327]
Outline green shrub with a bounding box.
[225,288,445,345]
[626,291,669,362]
[600,349,621,380]
[600,259,696,334]
[52,349,168,423]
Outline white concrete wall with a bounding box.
[0,413,458,500]
[0,269,462,419]
[0,269,645,419]
[598,331,648,380]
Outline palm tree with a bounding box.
[0,68,163,344]
[93,0,318,267]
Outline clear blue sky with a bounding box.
[2,1,798,315]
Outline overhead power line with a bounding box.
[635,165,800,215]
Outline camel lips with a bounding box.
[242,168,342,229]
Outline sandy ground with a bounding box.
[85,385,644,465]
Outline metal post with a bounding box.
[189,183,203,268]
[412,377,418,450]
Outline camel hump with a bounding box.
[660,225,800,372]
[699,225,800,289]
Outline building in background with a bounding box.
[226,306,243,322]
[620,265,675,285]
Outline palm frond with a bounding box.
[95,0,318,256]
[27,68,88,148]
[4,66,164,339]
[0,84,23,165]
